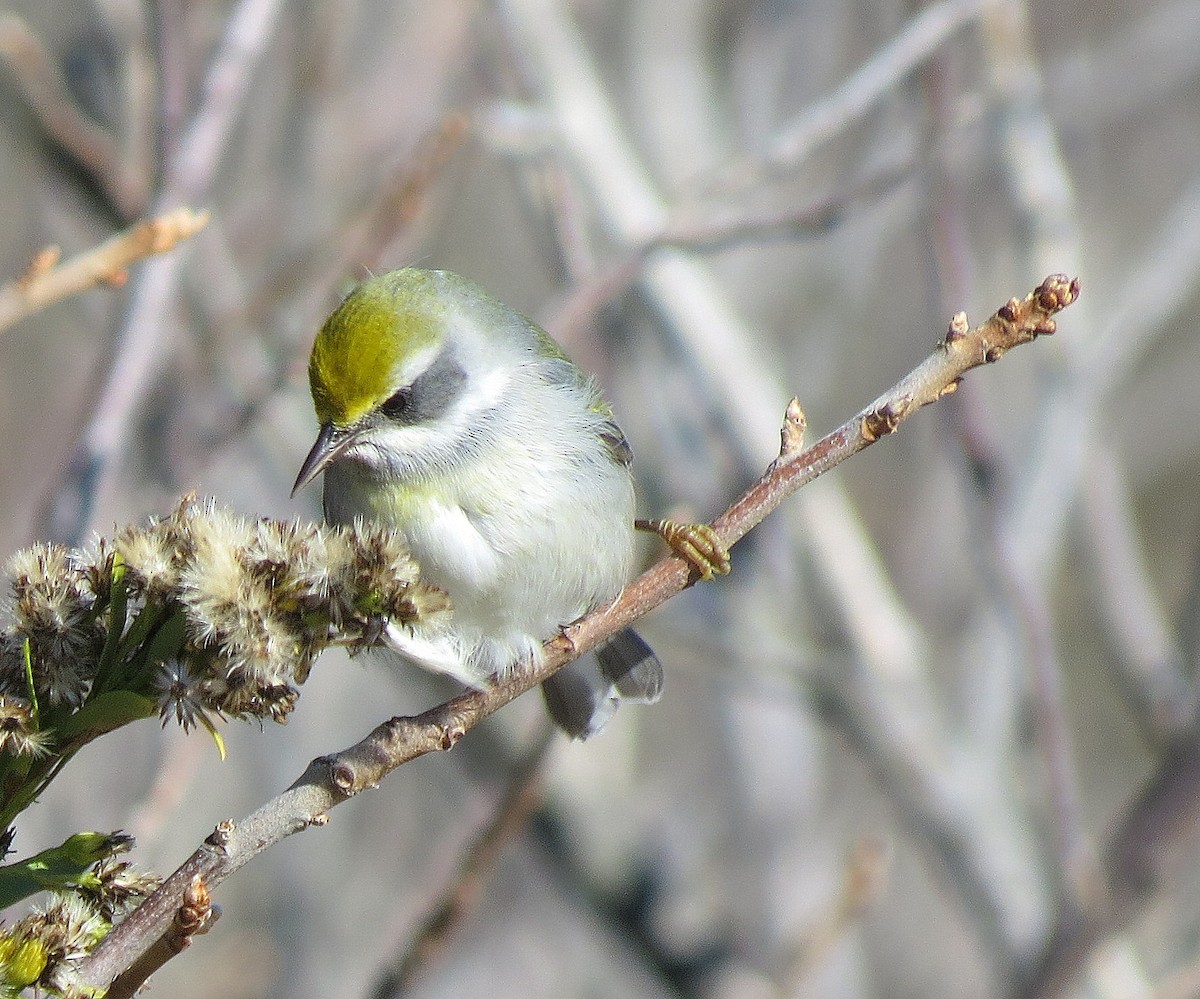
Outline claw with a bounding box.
[637,519,731,580]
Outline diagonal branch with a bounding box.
[69,274,1080,996]
[0,11,149,219]
[0,208,210,335]
[43,0,289,545]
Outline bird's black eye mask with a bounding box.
[377,347,467,426]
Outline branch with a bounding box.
[0,208,210,335]
[542,153,917,338]
[369,725,554,995]
[70,275,1080,995]
[43,0,288,545]
[1021,737,1200,999]
[0,12,149,218]
[685,0,988,199]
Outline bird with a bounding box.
[292,268,715,737]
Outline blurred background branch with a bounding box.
[0,1,1195,998]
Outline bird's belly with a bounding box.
[323,460,635,666]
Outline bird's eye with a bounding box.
[380,388,413,419]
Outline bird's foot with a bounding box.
[636,519,731,580]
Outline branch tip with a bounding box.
[1036,273,1081,312]
[0,206,212,334]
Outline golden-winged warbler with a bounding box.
[293,268,665,737]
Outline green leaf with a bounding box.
[54,691,156,747]
[17,639,38,728]
[198,712,227,761]
[141,608,188,669]
[93,554,129,690]
[0,831,131,909]
[105,606,187,695]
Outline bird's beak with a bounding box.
[291,421,356,497]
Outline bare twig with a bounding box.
[346,110,472,274]
[693,278,1078,555]
[544,153,917,338]
[983,0,1088,574]
[993,526,1096,915]
[370,725,554,996]
[1022,738,1200,999]
[1082,456,1192,740]
[69,275,1079,995]
[0,11,149,218]
[0,208,210,335]
[685,0,989,199]
[779,837,890,992]
[104,874,218,999]
[43,0,289,544]
[92,0,158,217]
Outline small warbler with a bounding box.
[293,268,666,737]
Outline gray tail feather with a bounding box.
[541,629,663,739]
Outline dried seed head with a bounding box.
[2,498,443,735]
[335,520,445,641]
[155,660,211,734]
[0,693,53,759]
[19,893,109,989]
[116,495,211,602]
[4,544,101,708]
[80,858,162,922]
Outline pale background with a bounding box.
[1,1,1198,997]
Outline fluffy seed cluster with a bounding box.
[0,496,447,744]
[0,885,150,995]
[0,546,103,714]
[0,499,443,995]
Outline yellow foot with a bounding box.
[636,519,731,580]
